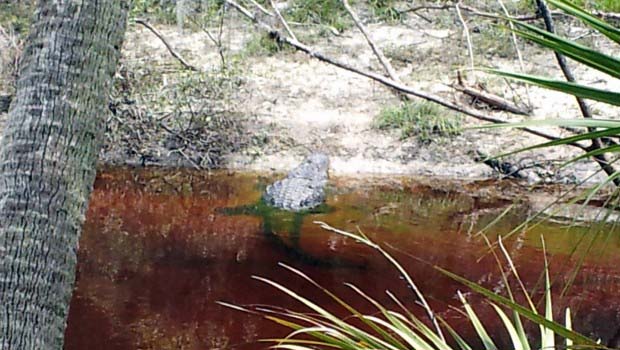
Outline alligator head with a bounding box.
[263,153,330,212]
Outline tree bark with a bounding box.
[0,1,130,349]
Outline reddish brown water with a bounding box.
[64,167,620,349]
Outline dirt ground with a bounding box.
[2,2,620,184]
[119,4,620,183]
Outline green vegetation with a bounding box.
[368,0,402,22]
[286,0,350,32]
[570,0,620,12]
[243,32,293,56]
[375,101,462,142]
[131,0,177,23]
[0,1,33,34]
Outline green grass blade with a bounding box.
[490,303,525,350]
[548,0,620,44]
[279,264,408,349]
[363,315,435,350]
[474,124,620,160]
[457,291,498,350]
[541,237,555,350]
[437,317,473,350]
[344,284,412,350]
[437,268,598,346]
[475,204,517,236]
[314,222,445,342]
[385,313,439,350]
[490,238,531,350]
[485,69,620,106]
[253,276,394,350]
[262,338,342,348]
[385,291,455,350]
[579,171,620,211]
[259,314,356,350]
[566,308,573,349]
[389,311,451,350]
[271,345,315,350]
[475,119,620,129]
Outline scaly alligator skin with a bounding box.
[263,153,329,212]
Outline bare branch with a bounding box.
[452,80,531,116]
[134,18,199,71]
[189,13,227,68]
[455,1,474,69]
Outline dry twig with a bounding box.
[455,1,474,69]
[134,18,199,71]
[452,80,530,115]
[190,8,228,68]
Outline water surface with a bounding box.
[65,167,620,349]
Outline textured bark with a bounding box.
[0,1,130,349]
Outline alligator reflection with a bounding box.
[221,199,367,268]
[65,167,620,350]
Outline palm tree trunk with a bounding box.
[0,1,130,348]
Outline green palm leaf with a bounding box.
[547,0,620,44]
[437,267,598,347]
[503,20,620,79]
[484,69,620,106]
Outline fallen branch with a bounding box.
[225,0,586,150]
[452,82,531,115]
[134,18,199,71]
